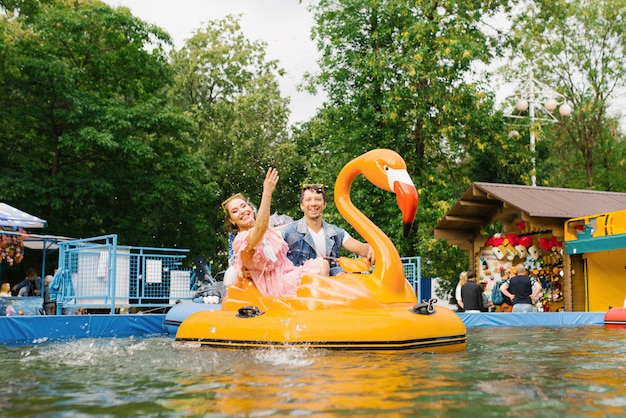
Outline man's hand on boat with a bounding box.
[325,256,372,274]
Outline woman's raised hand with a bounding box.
[263,167,279,195]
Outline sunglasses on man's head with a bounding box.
[301,184,325,193]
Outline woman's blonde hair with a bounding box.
[221,193,256,232]
[458,271,468,286]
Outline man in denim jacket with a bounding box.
[281,184,374,276]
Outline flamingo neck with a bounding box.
[335,160,406,295]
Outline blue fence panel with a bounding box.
[401,256,422,300]
[53,235,191,314]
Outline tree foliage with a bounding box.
[0,1,205,255]
[503,0,626,189]
[167,15,308,270]
[0,2,311,278]
[303,0,513,293]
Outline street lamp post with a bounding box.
[504,72,572,186]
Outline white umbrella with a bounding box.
[0,203,47,228]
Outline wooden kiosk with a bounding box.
[432,183,626,312]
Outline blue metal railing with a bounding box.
[51,234,190,314]
[401,256,422,300]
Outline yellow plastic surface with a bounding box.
[565,209,626,241]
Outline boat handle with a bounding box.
[411,298,437,315]
[237,306,265,318]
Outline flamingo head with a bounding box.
[360,149,418,238]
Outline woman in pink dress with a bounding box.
[221,168,329,297]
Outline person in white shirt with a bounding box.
[280,183,374,276]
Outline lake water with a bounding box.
[1,326,625,417]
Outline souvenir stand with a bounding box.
[478,223,565,312]
[431,183,626,312]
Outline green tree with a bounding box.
[0,1,207,253]
[168,15,307,269]
[0,0,55,17]
[504,0,626,190]
[302,0,512,292]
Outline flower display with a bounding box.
[0,233,25,266]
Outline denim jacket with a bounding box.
[281,218,346,275]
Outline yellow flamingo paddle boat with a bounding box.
[176,149,466,352]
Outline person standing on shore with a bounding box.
[500,264,542,313]
[460,270,488,312]
[498,269,514,312]
[455,271,468,312]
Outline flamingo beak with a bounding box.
[394,181,418,238]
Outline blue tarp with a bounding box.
[458,312,605,327]
[0,314,166,345]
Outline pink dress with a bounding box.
[232,227,320,297]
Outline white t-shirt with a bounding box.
[307,226,351,258]
[309,227,327,258]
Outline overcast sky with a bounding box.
[103,0,325,125]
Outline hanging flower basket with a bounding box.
[0,233,25,266]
